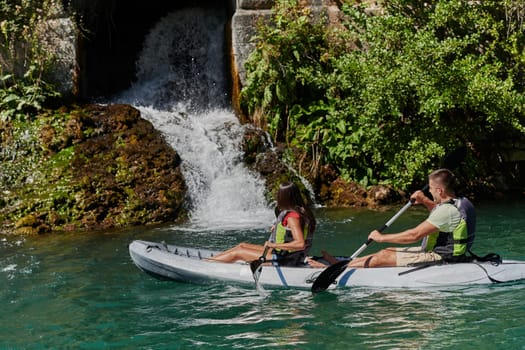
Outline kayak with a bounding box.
[128,240,525,289]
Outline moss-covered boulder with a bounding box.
[0,104,186,234]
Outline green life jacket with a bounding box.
[270,210,311,254]
[425,200,469,261]
[455,197,476,250]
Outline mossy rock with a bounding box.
[0,104,187,234]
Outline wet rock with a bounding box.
[320,178,368,207]
[241,125,271,166]
[241,129,402,207]
[14,214,51,235]
[0,104,187,234]
[15,214,38,229]
[69,104,187,230]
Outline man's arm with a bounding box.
[369,220,438,245]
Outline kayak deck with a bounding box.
[129,240,525,289]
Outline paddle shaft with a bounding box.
[350,193,421,259]
[352,186,428,257]
[310,199,416,293]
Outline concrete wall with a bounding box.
[24,0,337,103]
[41,17,78,99]
[231,1,273,88]
[229,0,340,117]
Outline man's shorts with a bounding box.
[394,246,442,266]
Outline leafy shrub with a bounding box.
[241,0,525,190]
[0,0,61,121]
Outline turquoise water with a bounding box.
[2,201,525,349]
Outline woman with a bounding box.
[210,182,316,266]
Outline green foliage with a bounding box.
[241,0,332,142]
[0,0,61,122]
[0,105,92,233]
[241,0,525,190]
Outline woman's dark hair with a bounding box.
[277,182,316,234]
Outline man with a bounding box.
[347,168,473,268]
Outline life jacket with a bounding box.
[270,210,312,255]
[455,197,501,263]
[425,199,469,261]
[455,197,476,250]
[422,198,501,264]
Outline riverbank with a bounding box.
[0,103,409,235]
[2,103,524,235]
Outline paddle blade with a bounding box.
[251,257,269,297]
[311,259,350,293]
[253,265,269,297]
[250,246,270,296]
[252,263,263,284]
[250,246,269,274]
[250,259,263,274]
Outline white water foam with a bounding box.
[114,8,274,230]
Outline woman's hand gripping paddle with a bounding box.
[310,146,467,293]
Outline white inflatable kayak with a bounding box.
[129,240,525,289]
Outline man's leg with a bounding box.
[347,248,398,267]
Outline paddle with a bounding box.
[250,246,270,295]
[310,200,414,293]
[249,207,281,294]
[311,146,467,293]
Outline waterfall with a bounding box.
[114,8,274,230]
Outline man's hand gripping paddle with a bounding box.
[310,147,467,293]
